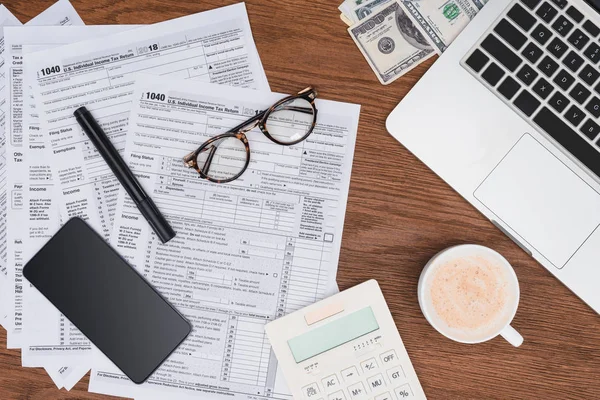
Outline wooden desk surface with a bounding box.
[1,0,599,399]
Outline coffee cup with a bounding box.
[418,244,523,347]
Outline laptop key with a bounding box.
[536,2,558,22]
[547,37,568,58]
[466,49,490,72]
[522,42,544,62]
[498,76,522,99]
[569,83,591,104]
[481,34,523,71]
[565,104,585,126]
[582,20,600,38]
[583,42,600,64]
[552,15,574,36]
[567,29,589,50]
[578,65,600,86]
[533,77,554,99]
[521,0,541,9]
[596,81,600,95]
[548,0,567,9]
[581,119,600,140]
[548,91,570,112]
[482,63,505,86]
[494,19,527,49]
[538,55,559,76]
[508,3,537,31]
[553,69,575,90]
[514,90,541,116]
[563,51,584,72]
[517,64,539,85]
[532,23,553,44]
[586,96,600,118]
[565,6,584,23]
[534,107,600,178]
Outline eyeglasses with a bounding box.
[183,87,318,183]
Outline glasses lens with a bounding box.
[196,136,248,181]
[265,98,314,144]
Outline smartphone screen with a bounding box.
[23,217,191,384]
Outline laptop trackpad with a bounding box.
[474,134,600,269]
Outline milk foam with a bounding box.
[427,255,516,341]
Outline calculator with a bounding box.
[265,280,426,400]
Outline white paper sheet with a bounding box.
[26,3,269,253]
[8,28,138,377]
[89,74,358,399]
[22,3,269,388]
[0,3,22,330]
[44,365,89,390]
[3,0,83,350]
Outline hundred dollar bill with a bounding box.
[352,0,392,21]
[399,0,487,54]
[340,12,354,26]
[339,0,367,22]
[349,0,435,85]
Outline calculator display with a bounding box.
[287,307,379,363]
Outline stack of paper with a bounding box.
[1,0,361,397]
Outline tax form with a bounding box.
[89,75,359,399]
[6,28,138,375]
[25,2,269,244]
[0,3,22,330]
[3,0,83,350]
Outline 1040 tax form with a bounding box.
[25,2,269,241]
[89,74,359,399]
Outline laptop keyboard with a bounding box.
[462,0,600,179]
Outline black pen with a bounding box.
[74,106,176,244]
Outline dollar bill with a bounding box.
[399,0,486,54]
[348,1,435,85]
[340,12,354,26]
[339,0,368,22]
[352,0,392,21]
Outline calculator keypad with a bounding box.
[303,349,415,400]
[303,382,321,398]
[360,358,378,373]
[348,381,366,398]
[380,350,398,365]
[322,374,340,391]
[329,390,346,400]
[341,366,359,381]
[366,374,385,391]
[386,366,406,385]
[374,392,393,400]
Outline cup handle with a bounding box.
[500,324,523,347]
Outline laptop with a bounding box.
[387,0,600,313]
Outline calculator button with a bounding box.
[360,358,378,373]
[303,383,321,399]
[322,374,340,391]
[328,390,346,400]
[366,374,386,391]
[387,366,406,384]
[348,382,367,398]
[380,350,398,365]
[394,384,414,399]
[342,366,360,381]
[374,392,393,400]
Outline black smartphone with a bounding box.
[23,217,191,384]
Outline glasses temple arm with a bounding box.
[201,145,218,176]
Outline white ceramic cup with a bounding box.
[418,244,523,347]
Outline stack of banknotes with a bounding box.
[340,0,489,84]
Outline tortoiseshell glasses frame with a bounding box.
[183,87,318,183]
